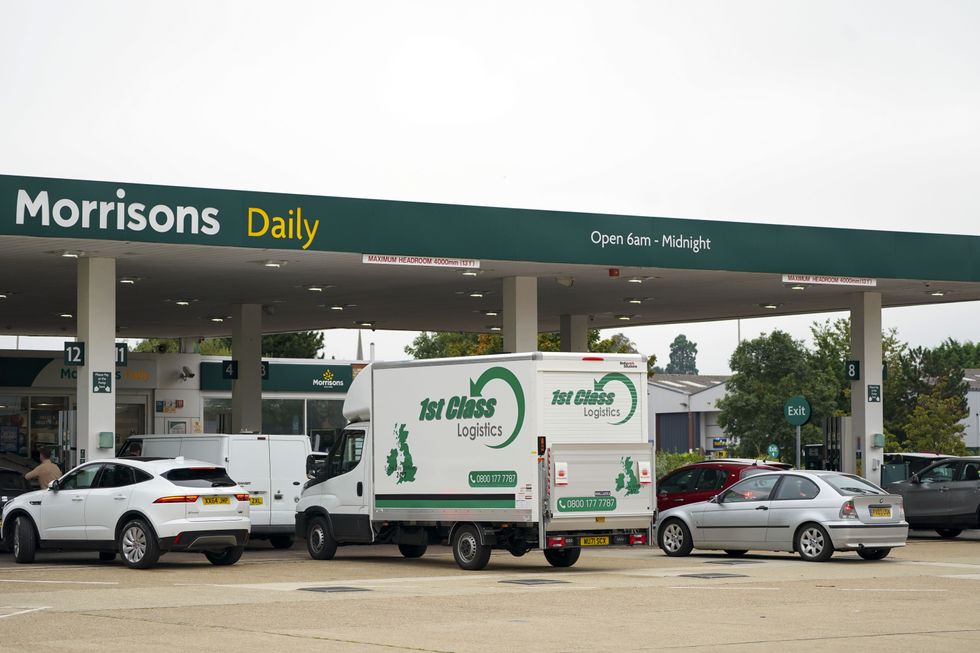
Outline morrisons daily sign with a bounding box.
[4,174,980,282]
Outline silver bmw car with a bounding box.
[656,469,908,561]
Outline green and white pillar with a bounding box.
[76,257,116,462]
[850,292,884,486]
[231,303,262,433]
[503,276,538,353]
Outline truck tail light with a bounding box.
[235,493,251,502]
[582,357,604,361]
[629,533,647,546]
[547,536,566,548]
[154,495,200,504]
[840,500,857,519]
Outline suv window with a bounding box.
[97,464,150,488]
[163,467,236,488]
[772,475,820,500]
[723,474,780,503]
[962,462,980,482]
[919,463,956,484]
[0,470,29,491]
[60,464,102,490]
[660,468,699,493]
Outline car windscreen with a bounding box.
[162,467,236,488]
[822,473,886,496]
[0,470,29,491]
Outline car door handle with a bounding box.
[72,497,84,502]
[293,481,301,486]
[940,487,950,492]
[357,481,363,497]
[274,493,283,500]
[114,496,127,501]
[755,505,768,511]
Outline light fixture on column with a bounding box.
[555,276,574,288]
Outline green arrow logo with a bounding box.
[470,366,525,449]
[593,372,638,425]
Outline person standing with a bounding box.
[24,447,62,489]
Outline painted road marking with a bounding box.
[0,579,118,585]
[0,607,50,619]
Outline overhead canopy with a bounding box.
[2,174,979,338]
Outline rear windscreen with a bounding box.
[162,467,236,488]
[0,471,29,491]
[822,473,886,496]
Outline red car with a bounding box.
[656,459,791,513]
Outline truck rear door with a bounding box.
[547,442,654,533]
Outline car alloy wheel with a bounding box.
[796,523,833,562]
[122,524,148,564]
[661,523,685,553]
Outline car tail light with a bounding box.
[235,493,251,502]
[547,536,566,548]
[629,533,647,546]
[154,495,200,504]
[840,500,857,519]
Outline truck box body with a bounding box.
[297,353,655,569]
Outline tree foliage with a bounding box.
[716,330,840,460]
[665,334,698,374]
[903,388,969,455]
[132,331,324,358]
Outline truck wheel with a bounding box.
[543,547,581,568]
[307,516,337,560]
[658,519,693,557]
[936,528,962,539]
[205,546,244,566]
[398,543,427,559]
[12,516,37,564]
[269,535,294,549]
[119,518,161,569]
[452,525,491,571]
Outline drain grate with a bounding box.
[499,578,570,586]
[677,572,748,579]
[299,586,371,593]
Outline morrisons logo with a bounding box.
[313,369,344,389]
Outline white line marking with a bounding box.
[0,607,50,619]
[836,588,946,592]
[668,586,779,590]
[941,574,980,580]
[0,579,118,585]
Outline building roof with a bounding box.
[963,369,980,391]
[649,374,729,395]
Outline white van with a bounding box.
[119,433,309,548]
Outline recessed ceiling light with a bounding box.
[469,292,484,298]
[60,312,73,319]
[625,298,643,304]
[627,277,643,284]
[616,314,632,321]
[357,320,375,328]
[488,325,502,332]
[307,285,324,292]
[760,303,781,310]
[929,290,946,297]
[175,300,191,306]
[209,316,225,322]
[263,260,286,268]
[790,285,806,291]
[119,277,138,285]
[61,250,83,259]
[330,305,345,311]
[0,293,6,299]
[461,270,479,277]
[483,310,499,317]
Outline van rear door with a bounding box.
[228,436,271,527]
[269,437,308,529]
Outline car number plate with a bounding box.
[869,506,891,518]
[580,536,610,546]
[249,496,264,506]
[203,496,231,506]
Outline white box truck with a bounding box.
[120,433,309,548]
[295,353,655,570]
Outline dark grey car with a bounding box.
[886,456,980,538]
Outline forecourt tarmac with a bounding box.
[0,532,977,652]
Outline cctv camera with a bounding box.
[181,365,196,379]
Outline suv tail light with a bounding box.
[154,495,200,504]
[840,500,857,519]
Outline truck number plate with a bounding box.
[249,496,264,506]
[580,536,610,546]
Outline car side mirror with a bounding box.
[910,474,920,485]
[48,479,60,492]
[709,494,720,504]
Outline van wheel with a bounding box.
[795,523,834,562]
[544,547,581,568]
[936,528,962,539]
[452,525,491,571]
[205,546,244,566]
[307,516,337,560]
[398,543,427,559]
[119,518,161,569]
[857,547,890,561]
[269,535,294,549]
[12,517,36,564]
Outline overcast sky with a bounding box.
[2,1,979,372]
